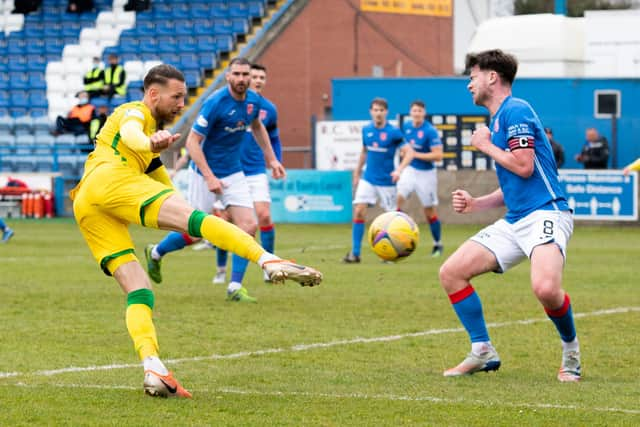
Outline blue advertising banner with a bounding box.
[558,169,637,221]
[270,170,352,223]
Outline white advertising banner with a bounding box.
[315,120,368,171]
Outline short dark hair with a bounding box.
[410,100,426,110]
[370,97,388,110]
[251,63,267,73]
[228,57,251,68]
[465,49,518,86]
[544,127,553,134]
[143,64,185,91]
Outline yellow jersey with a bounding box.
[85,101,159,175]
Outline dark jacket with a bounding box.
[579,137,609,169]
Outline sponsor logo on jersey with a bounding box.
[196,115,208,127]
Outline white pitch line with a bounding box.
[7,382,640,416]
[1,306,638,380]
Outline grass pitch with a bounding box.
[0,219,638,426]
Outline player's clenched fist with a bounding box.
[150,130,181,153]
[451,189,473,214]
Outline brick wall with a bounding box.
[255,0,453,168]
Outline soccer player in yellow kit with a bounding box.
[71,64,322,398]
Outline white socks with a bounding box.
[471,342,493,355]
[151,245,162,261]
[562,337,580,353]
[143,355,168,376]
[257,252,279,267]
[227,281,242,293]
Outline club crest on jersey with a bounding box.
[247,104,254,115]
[417,130,424,138]
[493,121,499,132]
[380,132,387,141]
[259,109,267,120]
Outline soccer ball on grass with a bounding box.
[368,211,419,262]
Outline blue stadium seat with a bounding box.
[171,4,190,19]
[139,36,158,54]
[199,53,218,70]
[57,155,77,176]
[7,40,27,55]
[28,72,47,90]
[9,72,29,90]
[154,21,175,36]
[213,19,233,35]
[228,2,249,18]
[157,36,178,53]
[196,36,216,53]
[176,36,198,53]
[190,3,210,19]
[231,18,250,36]
[10,91,30,109]
[13,115,34,134]
[184,70,201,88]
[248,1,266,18]
[29,91,48,109]
[9,108,28,118]
[27,55,47,71]
[175,22,195,36]
[211,3,230,18]
[30,108,48,118]
[7,56,28,73]
[215,35,234,53]
[45,39,64,55]
[193,20,214,36]
[43,23,63,39]
[0,91,9,110]
[159,53,180,67]
[34,155,55,172]
[14,156,36,173]
[0,133,14,146]
[179,54,200,71]
[0,115,14,134]
[120,38,140,55]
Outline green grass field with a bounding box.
[1,219,639,426]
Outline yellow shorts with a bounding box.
[72,162,174,275]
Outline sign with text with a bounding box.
[558,169,637,221]
[270,170,352,223]
[360,0,452,17]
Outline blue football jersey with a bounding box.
[490,96,569,223]
[190,86,262,178]
[241,95,280,176]
[402,120,442,171]
[361,122,406,186]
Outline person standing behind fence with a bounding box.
[575,127,609,169]
[102,54,127,100]
[544,127,564,169]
